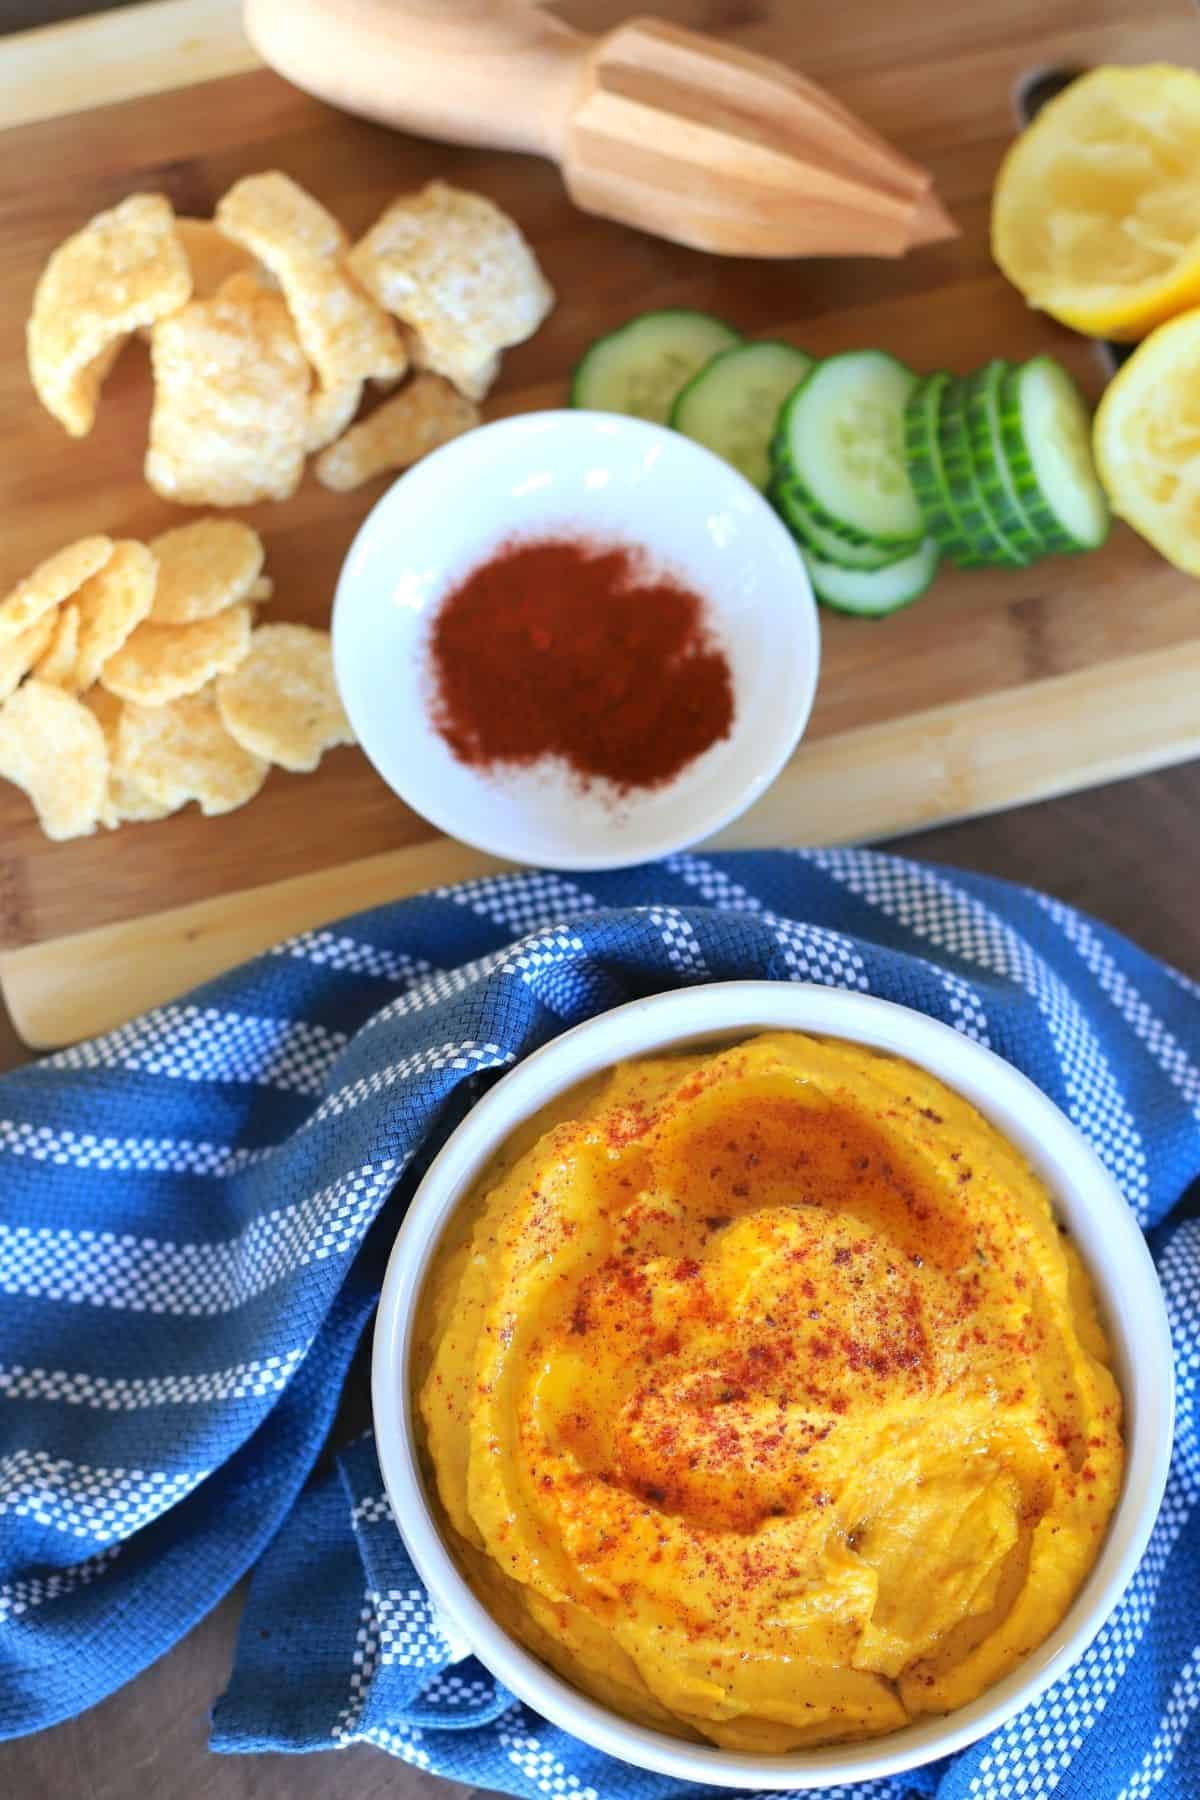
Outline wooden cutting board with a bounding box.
[1,0,1199,1048]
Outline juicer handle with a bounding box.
[242,0,591,159]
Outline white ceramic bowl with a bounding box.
[372,983,1173,1790]
[332,412,819,870]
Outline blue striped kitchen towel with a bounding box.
[1,848,1197,1800]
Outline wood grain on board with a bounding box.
[7,635,1200,1046]
[0,0,1197,1007]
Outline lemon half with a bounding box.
[1094,307,1200,574]
[993,65,1200,342]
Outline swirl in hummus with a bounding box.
[414,1033,1124,1751]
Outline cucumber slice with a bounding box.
[671,340,813,489]
[938,378,1030,568]
[903,372,989,568]
[570,309,740,424]
[964,362,1049,560]
[771,350,924,548]
[800,537,940,617]
[997,356,1110,552]
[770,479,913,570]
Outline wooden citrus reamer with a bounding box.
[243,0,955,257]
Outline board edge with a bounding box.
[0,0,259,134]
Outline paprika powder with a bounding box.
[427,535,734,792]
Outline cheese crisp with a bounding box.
[0,527,337,841]
[116,686,268,817]
[81,687,172,825]
[216,623,352,771]
[32,602,81,691]
[0,681,108,839]
[0,616,56,704]
[101,604,253,706]
[73,541,159,690]
[148,520,263,626]
[0,537,113,642]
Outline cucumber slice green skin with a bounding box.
[903,372,989,569]
[770,478,914,570]
[771,350,926,550]
[997,357,1111,554]
[963,362,1049,561]
[938,379,1032,568]
[670,340,813,491]
[569,309,741,424]
[800,536,941,617]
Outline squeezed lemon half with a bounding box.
[993,65,1200,342]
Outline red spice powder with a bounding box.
[427,535,735,792]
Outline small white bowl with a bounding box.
[332,412,819,870]
[372,982,1173,1790]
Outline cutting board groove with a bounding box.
[1,0,1197,1044]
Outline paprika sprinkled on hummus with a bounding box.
[414,1033,1124,1751]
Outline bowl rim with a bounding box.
[371,980,1174,1789]
[331,409,821,872]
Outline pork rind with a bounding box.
[0,680,108,839]
[81,681,122,749]
[116,685,268,815]
[175,218,261,300]
[73,540,158,689]
[28,194,191,437]
[134,222,271,343]
[148,520,263,625]
[145,279,309,506]
[32,602,81,690]
[0,615,56,703]
[305,377,363,454]
[100,602,252,706]
[411,337,500,404]
[216,623,352,771]
[314,373,478,492]
[216,172,407,395]
[348,182,553,400]
[0,536,113,641]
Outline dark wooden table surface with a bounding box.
[1,4,1198,1798]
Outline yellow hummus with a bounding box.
[414,1032,1123,1750]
